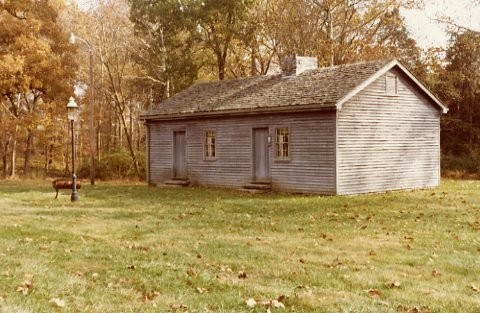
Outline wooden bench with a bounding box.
[52,179,81,199]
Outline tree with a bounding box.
[129,0,200,98]
[70,0,150,179]
[0,0,76,177]
[438,31,480,155]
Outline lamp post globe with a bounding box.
[67,97,79,202]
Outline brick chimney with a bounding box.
[281,55,318,76]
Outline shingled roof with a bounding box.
[142,59,447,120]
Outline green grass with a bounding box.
[0,180,479,313]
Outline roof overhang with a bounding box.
[335,59,449,114]
[141,103,336,122]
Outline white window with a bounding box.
[276,127,289,159]
[204,130,216,159]
[386,73,398,95]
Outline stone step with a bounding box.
[243,182,272,191]
[164,179,190,186]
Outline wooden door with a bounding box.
[253,128,270,182]
[173,131,187,179]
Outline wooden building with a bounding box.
[141,58,448,195]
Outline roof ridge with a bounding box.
[302,58,394,75]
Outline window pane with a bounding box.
[276,128,289,158]
[205,130,216,158]
[386,74,397,95]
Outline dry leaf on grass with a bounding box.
[245,298,256,308]
[238,271,247,279]
[245,298,285,309]
[196,287,208,294]
[366,289,381,298]
[49,298,66,308]
[16,280,33,296]
[186,268,197,277]
[170,303,187,310]
[469,283,480,292]
[397,305,432,313]
[385,281,401,288]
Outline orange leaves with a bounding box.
[366,289,381,298]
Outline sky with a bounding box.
[74,0,480,50]
[401,0,480,49]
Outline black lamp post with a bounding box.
[67,97,79,202]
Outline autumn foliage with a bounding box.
[0,0,479,179]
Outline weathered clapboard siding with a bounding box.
[148,111,336,194]
[337,68,441,195]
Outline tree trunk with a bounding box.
[217,53,226,80]
[2,136,9,177]
[118,111,141,178]
[23,128,34,175]
[10,138,16,178]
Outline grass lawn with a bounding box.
[0,180,479,313]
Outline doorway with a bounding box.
[173,131,187,179]
[252,128,270,182]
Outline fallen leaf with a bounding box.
[469,283,480,292]
[325,256,342,268]
[397,305,432,313]
[431,270,441,277]
[127,265,136,270]
[186,268,196,277]
[272,299,285,309]
[170,303,187,310]
[299,258,306,264]
[16,280,33,296]
[256,299,271,306]
[245,298,256,308]
[367,289,381,298]
[49,298,66,308]
[196,287,208,294]
[385,281,401,288]
[238,271,247,279]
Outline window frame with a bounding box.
[204,129,216,161]
[385,73,398,96]
[275,127,290,161]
